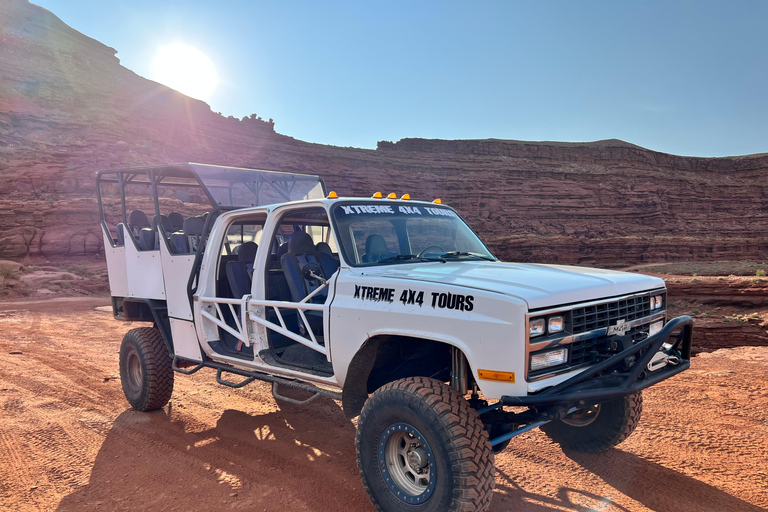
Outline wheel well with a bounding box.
[341,335,456,418]
[114,297,174,357]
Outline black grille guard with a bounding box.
[502,315,693,407]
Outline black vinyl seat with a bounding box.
[315,242,338,278]
[362,234,397,263]
[128,210,153,250]
[169,216,205,254]
[168,211,184,232]
[281,232,329,303]
[151,215,173,250]
[226,242,258,298]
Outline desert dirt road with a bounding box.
[0,298,766,512]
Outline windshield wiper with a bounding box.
[377,254,445,264]
[438,251,496,261]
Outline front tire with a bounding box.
[541,392,643,452]
[356,377,495,512]
[119,327,174,411]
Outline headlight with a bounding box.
[529,318,545,338]
[649,320,663,336]
[548,316,564,334]
[530,348,568,371]
[650,295,664,310]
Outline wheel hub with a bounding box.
[126,349,142,392]
[562,404,601,427]
[378,422,436,504]
[407,447,428,470]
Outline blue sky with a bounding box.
[33,0,768,157]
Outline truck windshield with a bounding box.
[331,202,496,266]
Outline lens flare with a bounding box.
[152,43,219,101]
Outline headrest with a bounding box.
[183,216,204,235]
[168,212,184,231]
[288,231,316,253]
[151,215,173,233]
[238,242,258,263]
[365,234,389,255]
[128,210,150,229]
[316,242,333,255]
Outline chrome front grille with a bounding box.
[571,293,658,334]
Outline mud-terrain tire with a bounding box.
[119,327,174,411]
[541,392,643,453]
[356,377,495,512]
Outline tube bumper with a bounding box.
[501,315,693,407]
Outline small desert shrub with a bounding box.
[63,264,93,278]
[756,269,766,277]
[1,267,17,279]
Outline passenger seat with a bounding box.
[226,242,258,298]
[128,210,153,250]
[183,217,204,253]
[168,211,184,232]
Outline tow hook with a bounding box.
[647,351,680,372]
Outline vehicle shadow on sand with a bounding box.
[489,448,764,512]
[55,396,373,511]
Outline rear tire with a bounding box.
[356,377,495,512]
[541,392,643,452]
[119,327,174,411]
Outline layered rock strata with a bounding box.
[1,0,767,265]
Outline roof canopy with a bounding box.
[97,163,327,208]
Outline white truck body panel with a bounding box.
[102,223,128,297]
[159,236,196,321]
[123,231,165,300]
[169,317,203,361]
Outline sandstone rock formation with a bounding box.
[1,0,767,265]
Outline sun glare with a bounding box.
[152,43,219,101]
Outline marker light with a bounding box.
[529,318,545,338]
[326,191,338,199]
[387,192,397,199]
[401,194,410,200]
[433,198,442,204]
[371,192,383,199]
[548,316,565,334]
[530,348,568,371]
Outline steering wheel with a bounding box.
[417,244,444,258]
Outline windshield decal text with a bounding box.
[341,205,394,215]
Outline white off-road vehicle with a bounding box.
[98,163,693,512]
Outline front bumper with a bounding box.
[501,315,693,407]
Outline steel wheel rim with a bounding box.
[126,349,142,392]
[378,422,436,504]
[562,404,601,427]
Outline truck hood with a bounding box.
[357,261,665,310]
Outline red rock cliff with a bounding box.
[1,0,767,265]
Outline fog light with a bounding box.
[530,348,568,371]
[649,320,663,336]
[529,318,545,338]
[548,316,564,334]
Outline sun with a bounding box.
[152,43,219,101]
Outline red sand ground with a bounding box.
[0,298,766,512]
